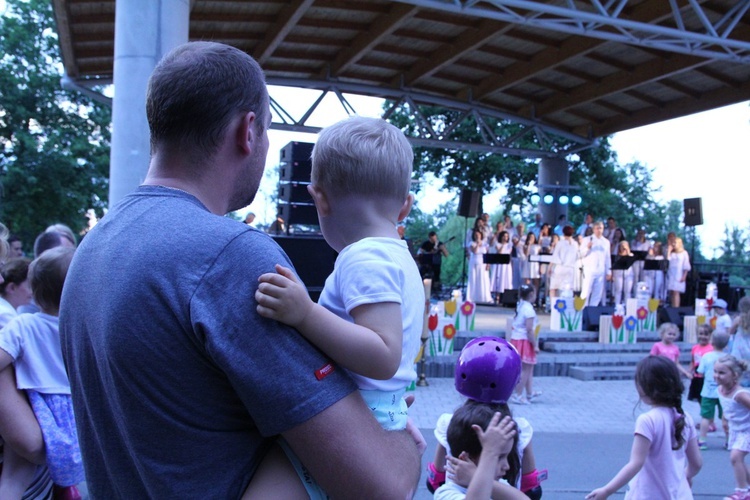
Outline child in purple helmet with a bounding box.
[427,336,546,499]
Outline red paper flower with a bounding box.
[612,315,624,329]
[706,297,714,310]
[637,307,648,320]
[460,301,475,316]
[443,324,456,340]
[428,313,438,331]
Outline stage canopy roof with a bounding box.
[52,0,750,156]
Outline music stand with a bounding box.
[631,250,648,261]
[644,260,669,272]
[483,254,511,265]
[612,255,637,271]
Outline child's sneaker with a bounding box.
[425,462,445,493]
[698,440,708,450]
[724,489,750,500]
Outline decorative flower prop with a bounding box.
[710,316,717,329]
[637,307,648,320]
[443,324,456,340]
[427,313,439,355]
[459,301,476,330]
[706,297,714,310]
[444,299,457,317]
[535,324,542,337]
[574,296,586,312]
[648,298,660,313]
[625,316,637,343]
[611,314,623,329]
[554,298,580,331]
[554,300,566,313]
[697,315,706,326]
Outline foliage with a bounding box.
[714,223,750,287]
[0,0,111,248]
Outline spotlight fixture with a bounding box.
[559,195,569,205]
[543,194,554,204]
[571,195,582,205]
[530,194,541,204]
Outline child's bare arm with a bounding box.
[684,436,702,481]
[586,434,649,499]
[736,391,750,410]
[0,348,13,372]
[256,265,402,379]
[241,442,307,500]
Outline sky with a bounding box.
[247,86,749,256]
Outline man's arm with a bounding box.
[282,391,421,499]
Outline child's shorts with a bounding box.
[359,388,408,431]
[278,439,329,500]
[728,429,750,452]
[699,397,722,420]
[27,391,85,487]
[687,376,703,402]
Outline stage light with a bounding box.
[559,195,569,205]
[571,195,582,205]
[543,194,554,204]
[530,194,540,204]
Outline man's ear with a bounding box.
[397,193,414,222]
[236,111,257,155]
[307,184,331,217]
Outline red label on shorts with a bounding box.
[315,363,335,380]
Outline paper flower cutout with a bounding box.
[444,300,457,316]
[648,298,660,312]
[535,324,541,337]
[428,313,438,331]
[574,296,586,312]
[625,316,637,331]
[460,301,475,316]
[637,307,648,320]
[443,324,456,340]
[554,299,566,313]
[706,297,714,310]
[612,315,624,329]
[710,316,717,329]
[697,315,706,326]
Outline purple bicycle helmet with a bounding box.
[454,336,521,404]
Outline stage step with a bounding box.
[542,341,691,354]
[568,365,638,381]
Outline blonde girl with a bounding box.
[731,297,750,387]
[716,355,750,500]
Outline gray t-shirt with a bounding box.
[60,186,355,498]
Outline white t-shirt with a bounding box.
[0,296,17,329]
[0,313,70,394]
[714,313,732,334]
[318,237,423,392]
[511,301,537,341]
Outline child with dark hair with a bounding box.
[509,284,540,405]
[0,247,83,499]
[587,356,702,499]
[427,337,544,499]
[436,402,519,499]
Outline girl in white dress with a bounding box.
[466,229,492,304]
[490,231,513,302]
[667,237,691,308]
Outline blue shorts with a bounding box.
[359,388,408,431]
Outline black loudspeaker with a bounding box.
[458,189,481,218]
[581,305,615,331]
[278,183,314,204]
[272,235,337,301]
[657,306,695,331]
[278,203,319,226]
[279,142,314,182]
[683,198,703,226]
[501,289,518,307]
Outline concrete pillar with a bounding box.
[109,0,190,207]
[538,157,569,227]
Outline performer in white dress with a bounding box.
[644,241,666,304]
[490,230,513,302]
[612,240,635,306]
[631,229,651,285]
[667,236,691,308]
[466,229,491,304]
[548,226,580,298]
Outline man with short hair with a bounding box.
[581,221,612,307]
[419,231,449,285]
[577,213,593,237]
[7,235,23,259]
[60,42,420,499]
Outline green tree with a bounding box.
[0,0,111,247]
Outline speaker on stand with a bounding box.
[458,189,482,299]
[683,197,703,306]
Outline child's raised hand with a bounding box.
[472,413,516,456]
[256,264,313,327]
[446,451,477,487]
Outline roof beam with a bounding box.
[253,0,315,65]
[400,18,514,87]
[324,3,419,78]
[584,76,750,136]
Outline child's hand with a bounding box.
[256,264,313,327]
[473,413,516,457]
[446,451,476,487]
[586,487,609,499]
